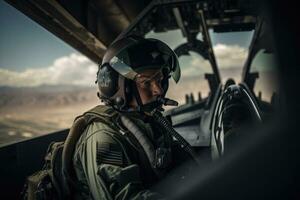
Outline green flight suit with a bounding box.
[73,105,189,200]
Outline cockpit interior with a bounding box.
[0,0,299,199]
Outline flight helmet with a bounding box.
[96,36,180,112]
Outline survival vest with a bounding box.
[22,105,126,200]
[22,105,167,200]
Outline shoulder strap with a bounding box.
[83,105,118,128]
[83,106,149,168]
[62,105,117,197]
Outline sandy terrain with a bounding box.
[0,71,277,145]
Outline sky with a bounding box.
[0,1,256,87]
[146,30,253,82]
[0,1,77,71]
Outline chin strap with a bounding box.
[131,82,144,112]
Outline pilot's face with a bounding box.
[133,69,164,106]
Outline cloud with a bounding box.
[0,53,98,87]
[180,44,248,77]
[214,44,248,69]
[0,44,248,87]
[179,53,212,77]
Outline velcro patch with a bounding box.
[96,142,123,166]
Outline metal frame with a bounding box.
[198,9,221,83]
[174,40,208,59]
[241,17,264,86]
[5,0,107,63]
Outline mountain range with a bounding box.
[0,84,99,110]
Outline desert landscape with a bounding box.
[0,85,99,145]
[0,78,209,145]
[0,70,277,145]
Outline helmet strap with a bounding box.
[131,82,144,112]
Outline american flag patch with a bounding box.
[96,142,123,166]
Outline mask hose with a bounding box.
[120,115,170,178]
[120,115,156,167]
[150,109,201,165]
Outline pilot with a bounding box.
[72,36,192,200]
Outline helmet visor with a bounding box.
[109,39,181,83]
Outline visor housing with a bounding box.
[108,38,181,83]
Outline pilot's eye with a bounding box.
[142,80,151,88]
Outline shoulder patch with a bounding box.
[96,141,124,166]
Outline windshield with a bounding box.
[0,1,99,145]
[210,30,254,84]
[249,49,279,102]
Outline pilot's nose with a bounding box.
[151,81,164,96]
